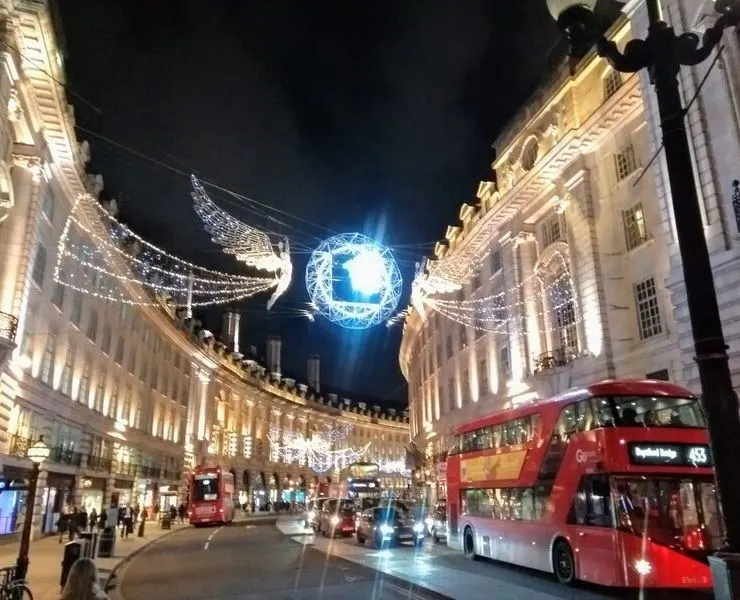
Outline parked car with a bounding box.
[428,501,447,543]
[318,499,356,537]
[304,498,329,530]
[355,506,425,547]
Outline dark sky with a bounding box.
[57,0,562,404]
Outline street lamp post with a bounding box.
[546,0,740,596]
[15,436,50,581]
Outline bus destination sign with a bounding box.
[628,443,713,467]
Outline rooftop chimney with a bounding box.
[267,335,281,376]
[222,311,241,353]
[307,354,320,393]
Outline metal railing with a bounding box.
[49,446,83,466]
[137,465,159,478]
[534,347,579,373]
[86,455,112,472]
[116,461,137,476]
[0,311,17,343]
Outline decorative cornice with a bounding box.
[512,231,536,247]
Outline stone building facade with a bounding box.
[0,0,409,538]
[399,12,721,503]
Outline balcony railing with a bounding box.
[138,465,160,478]
[534,347,579,374]
[116,461,137,476]
[162,470,181,480]
[0,311,18,343]
[49,446,83,466]
[7,434,32,458]
[86,455,113,472]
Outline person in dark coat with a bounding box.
[177,504,186,523]
[89,508,98,530]
[79,507,89,531]
[68,507,79,541]
[57,511,68,543]
[98,509,107,530]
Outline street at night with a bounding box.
[113,518,711,600]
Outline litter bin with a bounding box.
[60,540,86,588]
[78,531,99,559]
[97,526,116,558]
[160,515,171,530]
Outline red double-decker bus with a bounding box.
[447,379,720,589]
[188,465,235,526]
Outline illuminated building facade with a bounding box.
[0,0,409,536]
[400,17,689,502]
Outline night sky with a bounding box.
[57,0,564,404]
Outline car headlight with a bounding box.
[379,524,394,536]
[424,517,434,529]
[307,511,316,521]
[413,523,425,533]
[330,515,340,526]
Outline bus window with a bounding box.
[591,397,614,427]
[492,424,502,448]
[569,476,612,527]
[556,404,577,440]
[193,477,219,501]
[611,395,705,428]
[575,401,594,432]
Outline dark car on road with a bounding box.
[304,498,329,530]
[355,506,425,548]
[428,501,447,543]
[318,499,357,537]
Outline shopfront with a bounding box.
[113,479,134,508]
[79,477,106,514]
[158,485,178,511]
[134,480,154,511]
[0,468,29,536]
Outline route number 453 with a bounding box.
[687,447,708,464]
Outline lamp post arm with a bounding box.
[674,11,739,67]
[595,37,651,73]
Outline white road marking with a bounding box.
[203,526,223,550]
[244,525,255,529]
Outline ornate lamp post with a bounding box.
[15,436,50,581]
[546,0,740,596]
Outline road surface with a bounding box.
[115,518,446,600]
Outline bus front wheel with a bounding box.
[463,527,477,561]
[553,540,576,586]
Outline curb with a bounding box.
[104,527,185,600]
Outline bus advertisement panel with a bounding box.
[188,466,235,526]
[447,379,719,590]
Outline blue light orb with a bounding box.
[305,233,403,329]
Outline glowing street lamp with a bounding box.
[16,436,50,580]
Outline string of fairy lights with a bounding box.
[267,424,369,473]
[412,249,581,336]
[54,193,282,307]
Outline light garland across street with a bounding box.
[54,194,281,307]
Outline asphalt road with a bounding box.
[116,519,447,600]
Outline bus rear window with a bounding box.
[610,396,705,428]
[193,477,219,502]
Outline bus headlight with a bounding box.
[330,516,340,526]
[379,524,394,536]
[413,523,425,533]
[634,559,652,576]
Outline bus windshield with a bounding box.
[607,395,705,428]
[613,476,721,552]
[193,477,220,502]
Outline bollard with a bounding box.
[60,540,86,588]
[137,518,145,537]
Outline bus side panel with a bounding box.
[446,455,461,547]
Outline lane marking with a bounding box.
[244,525,255,529]
[203,525,223,550]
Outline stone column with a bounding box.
[500,235,526,383]
[514,232,541,372]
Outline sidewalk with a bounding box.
[0,523,188,600]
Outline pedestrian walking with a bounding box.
[68,507,79,541]
[79,506,89,532]
[57,511,68,543]
[59,556,109,600]
[98,509,107,530]
[121,505,133,538]
[169,505,177,522]
[177,503,186,523]
[89,508,98,531]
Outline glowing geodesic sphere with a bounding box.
[305,233,403,329]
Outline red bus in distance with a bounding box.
[188,465,235,526]
[446,379,719,589]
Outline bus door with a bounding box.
[569,475,618,586]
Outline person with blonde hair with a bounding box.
[59,557,109,600]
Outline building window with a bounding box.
[623,203,649,251]
[499,345,511,381]
[94,373,105,412]
[127,348,136,374]
[101,325,111,354]
[115,336,125,364]
[87,310,98,342]
[70,292,83,327]
[139,355,148,382]
[462,370,469,405]
[520,137,539,171]
[78,357,92,405]
[40,328,58,386]
[51,275,65,309]
[31,244,46,287]
[615,143,638,181]
[460,324,467,350]
[479,358,488,396]
[490,250,502,275]
[446,335,453,359]
[635,277,663,340]
[603,70,622,100]
[541,214,565,248]
[41,189,55,222]
[60,344,75,397]
[122,384,131,425]
[447,378,455,412]
[134,394,142,429]
[109,377,119,420]
[551,278,578,356]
